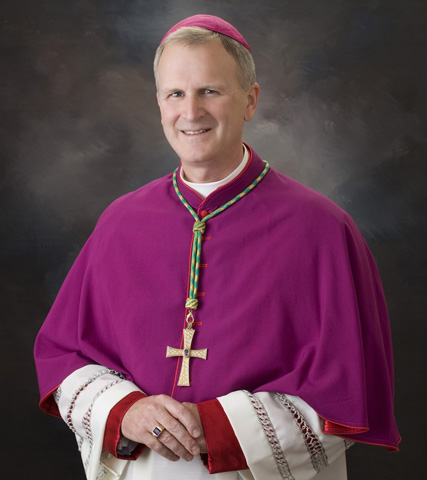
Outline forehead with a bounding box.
[157,39,240,87]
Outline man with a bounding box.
[34,14,400,480]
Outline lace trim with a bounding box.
[244,391,295,480]
[82,378,124,446]
[275,393,329,472]
[65,369,124,433]
[54,386,62,404]
[82,378,125,474]
[77,435,84,452]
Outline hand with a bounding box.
[182,402,207,454]
[121,395,202,462]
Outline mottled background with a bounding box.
[1,0,426,478]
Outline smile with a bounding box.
[182,129,210,135]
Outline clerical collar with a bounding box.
[180,145,249,198]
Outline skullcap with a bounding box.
[161,14,251,52]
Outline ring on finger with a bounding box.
[152,424,165,438]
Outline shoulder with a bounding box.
[262,166,369,255]
[93,173,174,232]
[264,167,352,225]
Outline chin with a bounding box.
[177,148,215,165]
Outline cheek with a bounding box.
[159,105,176,125]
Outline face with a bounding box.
[156,39,259,176]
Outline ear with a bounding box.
[244,83,260,122]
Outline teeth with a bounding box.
[183,129,209,135]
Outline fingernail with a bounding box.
[192,446,200,455]
[186,454,193,462]
[193,428,201,437]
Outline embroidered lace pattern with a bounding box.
[244,391,295,480]
[54,386,62,403]
[77,436,84,452]
[82,378,125,474]
[275,393,329,472]
[65,369,124,433]
[82,378,124,446]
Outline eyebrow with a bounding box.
[158,88,181,95]
[159,84,227,95]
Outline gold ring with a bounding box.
[152,424,165,438]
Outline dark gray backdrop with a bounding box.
[1,0,426,478]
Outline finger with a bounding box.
[144,434,181,462]
[163,397,202,438]
[120,395,200,458]
[157,430,195,462]
[147,426,194,462]
[157,413,200,456]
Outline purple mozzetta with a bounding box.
[34,145,400,450]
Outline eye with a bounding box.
[171,91,184,98]
[203,89,217,94]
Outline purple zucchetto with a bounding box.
[160,14,251,52]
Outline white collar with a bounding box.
[181,145,249,198]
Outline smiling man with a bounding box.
[156,37,259,183]
[35,14,400,480]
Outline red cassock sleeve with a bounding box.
[103,391,147,459]
[104,394,248,472]
[197,398,248,473]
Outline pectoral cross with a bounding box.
[166,313,207,386]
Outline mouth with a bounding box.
[181,129,211,135]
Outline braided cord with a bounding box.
[173,161,270,311]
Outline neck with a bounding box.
[181,145,245,183]
[181,145,249,198]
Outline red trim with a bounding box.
[170,231,196,398]
[178,164,205,200]
[170,333,185,398]
[39,386,61,418]
[178,143,253,205]
[103,391,147,459]
[171,143,253,398]
[197,399,248,473]
[338,434,401,452]
[219,142,253,189]
[322,418,401,452]
[198,144,254,206]
[323,418,368,435]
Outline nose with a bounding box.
[182,94,205,122]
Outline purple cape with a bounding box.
[34,145,400,450]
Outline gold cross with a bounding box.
[166,319,207,386]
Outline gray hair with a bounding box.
[153,27,256,91]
